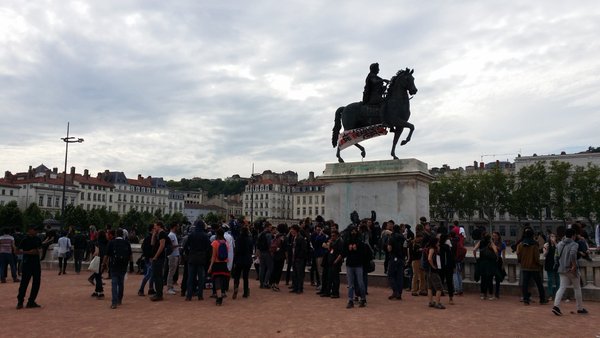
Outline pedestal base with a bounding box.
[319,159,434,229]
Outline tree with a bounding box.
[568,164,600,226]
[473,168,513,232]
[0,201,24,231]
[63,205,89,230]
[23,203,44,228]
[513,162,550,228]
[203,212,221,226]
[547,160,571,222]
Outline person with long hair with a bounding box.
[543,232,560,301]
[90,230,107,299]
[232,226,253,299]
[491,231,506,299]
[208,228,230,305]
[474,233,498,300]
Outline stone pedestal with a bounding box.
[319,159,434,229]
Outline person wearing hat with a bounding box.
[16,225,43,309]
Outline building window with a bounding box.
[1,189,4,195]
[302,196,306,204]
[302,207,306,216]
[47,196,52,207]
[510,226,517,237]
[81,192,85,199]
[309,196,312,204]
[55,197,59,208]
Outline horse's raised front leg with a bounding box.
[354,144,366,159]
[391,129,403,160]
[400,122,415,146]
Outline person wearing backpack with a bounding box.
[184,220,211,301]
[552,228,588,316]
[102,229,132,309]
[208,228,230,306]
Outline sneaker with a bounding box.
[96,293,105,299]
[480,294,485,300]
[346,301,354,309]
[330,294,340,299]
[577,308,588,314]
[449,298,455,305]
[138,290,145,297]
[539,299,549,305]
[435,303,446,310]
[167,289,177,295]
[488,297,496,301]
[13,278,20,282]
[216,297,223,306]
[16,302,23,310]
[110,304,117,309]
[25,302,41,308]
[411,292,419,296]
[91,292,99,297]
[148,289,156,296]
[552,306,562,316]
[359,299,366,308]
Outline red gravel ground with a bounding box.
[1,269,599,338]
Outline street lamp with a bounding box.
[61,122,84,221]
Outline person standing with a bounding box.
[290,225,308,294]
[269,224,287,292]
[517,227,547,305]
[323,229,343,298]
[543,233,560,301]
[208,228,230,306]
[184,221,211,301]
[257,223,273,289]
[138,225,155,296]
[150,221,168,302]
[552,228,588,315]
[72,231,86,274]
[16,225,42,309]
[166,223,180,295]
[387,224,406,300]
[39,229,56,261]
[232,226,254,299]
[103,229,132,309]
[426,237,445,309]
[0,228,19,283]
[56,232,71,275]
[343,225,367,308]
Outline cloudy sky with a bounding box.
[1,1,599,181]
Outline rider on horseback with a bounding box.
[362,63,389,106]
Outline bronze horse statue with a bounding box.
[332,68,417,163]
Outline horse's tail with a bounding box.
[332,106,344,148]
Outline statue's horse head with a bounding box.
[388,68,417,97]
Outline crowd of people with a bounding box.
[1,215,597,315]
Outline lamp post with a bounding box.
[61,122,84,221]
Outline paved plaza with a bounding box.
[0,269,599,337]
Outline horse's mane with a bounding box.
[387,68,409,93]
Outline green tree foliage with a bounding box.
[513,162,550,224]
[547,161,571,221]
[203,212,222,227]
[0,201,24,231]
[63,205,88,230]
[568,164,600,225]
[23,203,44,228]
[166,178,247,197]
[473,168,513,232]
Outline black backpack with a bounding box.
[111,239,130,269]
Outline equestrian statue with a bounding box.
[331,63,417,163]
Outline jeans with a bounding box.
[152,259,165,297]
[259,251,273,287]
[58,257,67,273]
[521,270,546,302]
[111,271,126,306]
[187,263,205,299]
[547,270,560,298]
[167,255,179,289]
[0,252,17,281]
[453,262,463,293]
[387,257,404,296]
[139,259,154,292]
[17,259,41,304]
[327,264,341,296]
[346,265,365,301]
[553,272,583,311]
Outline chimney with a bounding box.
[28,166,33,178]
[473,161,478,169]
[496,160,500,168]
[4,171,12,179]
[84,169,89,178]
[309,171,315,180]
[53,167,58,174]
[479,162,484,169]
[70,166,76,175]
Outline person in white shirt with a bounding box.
[166,224,180,295]
[57,232,72,275]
